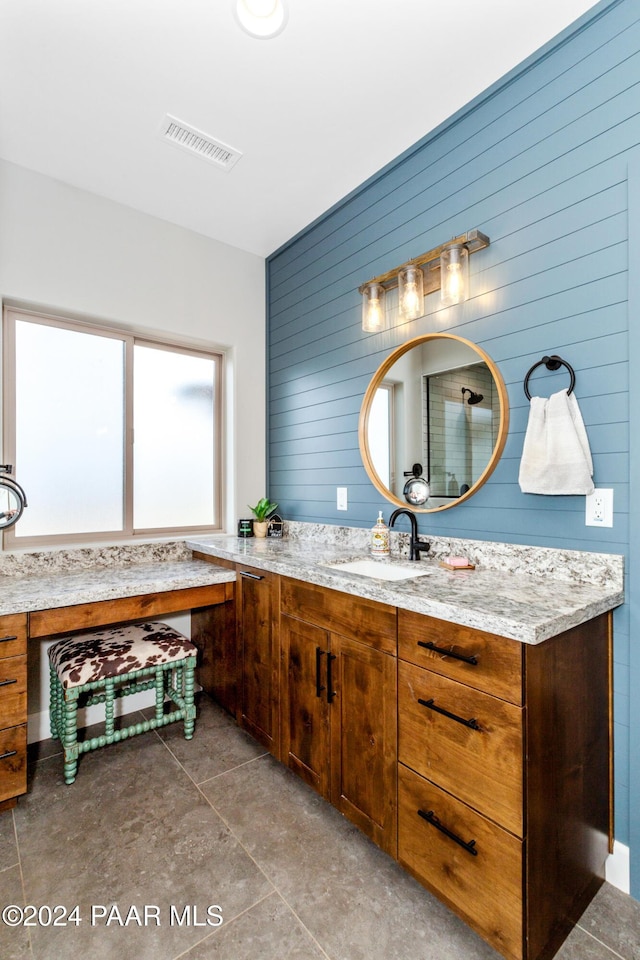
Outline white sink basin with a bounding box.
[324,558,431,581]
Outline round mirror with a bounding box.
[359,333,509,512]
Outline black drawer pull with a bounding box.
[0,678,18,688]
[0,749,17,761]
[418,809,478,856]
[239,570,264,580]
[315,647,326,697]
[418,697,481,730]
[417,640,478,665]
[326,653,337,703]
[0,635,18,644]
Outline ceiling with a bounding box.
[0,0,601,258]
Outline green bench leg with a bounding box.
[62,691,80,785]
[49,666,61,740]
[183,658,196,740]
[155,667,165,723]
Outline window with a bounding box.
[3,308,223,546]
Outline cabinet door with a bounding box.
[280,614,331,797]
[237,566,280,756]
[191,598,237,716]
[330,634,397,856]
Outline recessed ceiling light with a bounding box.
[233,0,289,39]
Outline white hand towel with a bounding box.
[518,388,594,495]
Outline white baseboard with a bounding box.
[606,841,630,893]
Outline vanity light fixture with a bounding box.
[361,282,388,333]
[440,242,469,306]
[233,0,289,39]
[397,263,425,321]
[359,229,489,332]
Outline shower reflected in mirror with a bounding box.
[461,387,484,405]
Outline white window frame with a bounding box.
[2,306,224,548]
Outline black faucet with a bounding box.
[388,508,430,561]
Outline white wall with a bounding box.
[0,158,267,529]
[0,158,266,740]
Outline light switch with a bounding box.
[336,487,348,511]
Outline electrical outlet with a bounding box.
[336,487,348,511]
[585,488,613,527]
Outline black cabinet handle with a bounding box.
[417,640,478,665]
[418,809,478,856]
[418,697,481,730]
[0,635,17,644]
[327,653,337,703]
[315,647,326,697]
[0,678,18,688]
[0,749,17,761]
[239,570,264,580]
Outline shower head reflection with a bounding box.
[461,387,483,405]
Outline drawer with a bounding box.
[399,659,524,836]
[398,763,524,960]
[0,724,27,803]
[398,609,523,704]
[281,578,397,655]
[0,613,27,660]
[0,655,27,728]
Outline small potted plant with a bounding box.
[248,497,278,538]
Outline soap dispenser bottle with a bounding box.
[371,511,390,557]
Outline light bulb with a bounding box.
[362,283,387,332]
[445,262,463,301]
[440,245,469,306]
[398,265,424,320]
[367,297,384,330]
[401,281,419,317]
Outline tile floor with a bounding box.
[2,693,638,960]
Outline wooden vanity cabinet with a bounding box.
[190,554,238,716]
[191,597,237,717]
[280,578,398,856]
[0,613,28,809]
[188,553,612,960]
[397,608,611,960]
[190,554,280,753]
[236,564,281,757]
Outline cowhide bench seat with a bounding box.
[48,621,197,784]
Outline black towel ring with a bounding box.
[523,355,576,400]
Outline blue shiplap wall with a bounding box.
[267,0,638,893]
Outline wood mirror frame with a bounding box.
[358,333,509,512]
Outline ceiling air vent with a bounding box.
[160,114,242,171]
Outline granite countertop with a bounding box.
[0,525,624,644]
[187,532,624,645]
[0,558,235,617]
